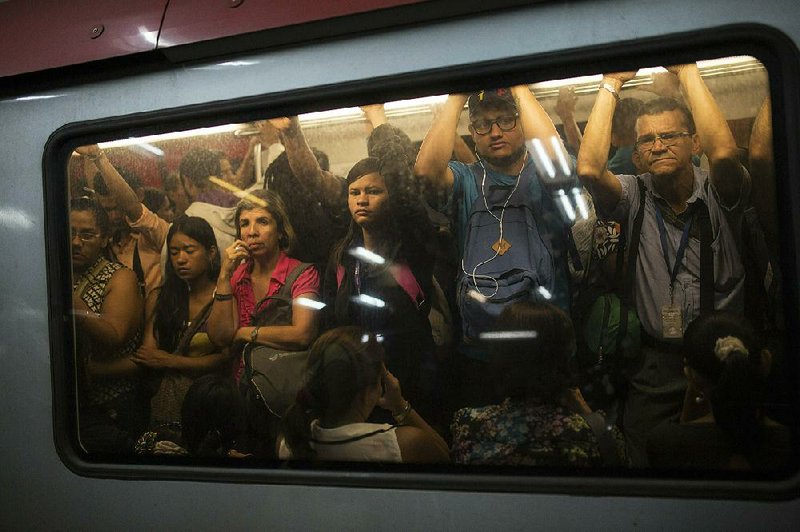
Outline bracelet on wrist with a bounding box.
[392,400,412,424]
[599,82,621,102]
[87,150,106,163]
[250,326,260,343]
[213,288,233,301]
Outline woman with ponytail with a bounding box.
[278,327,448,463]
[647,311,791,469]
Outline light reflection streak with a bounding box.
[348,247,386,265]
[550,135,572,176]
[537,286,553,300]
[479,330,538,341]
[558,189,576,222]
[572,188,589,220]
[294,297,326,310]
[527,138,556,179]
[0,207,34,230]
[353,294,386,308]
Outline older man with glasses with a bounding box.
[415,85,575,408]
[577,63,750,466]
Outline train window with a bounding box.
[54,51,798,493]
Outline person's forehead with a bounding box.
[349,172,385,188]
[240,206,273,219]
[169,232,201,247]
[70,209,98,229]
[636,110,687,133]
[471,103,516,120]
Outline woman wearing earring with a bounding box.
[133,216,233,429]
[647,312,791,470]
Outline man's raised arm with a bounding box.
[576,72,636,214]
[413,94,468,192]
[77,144,143,221]
[672,63,746,206]
[511,84,565,156]
[268,116,345,204]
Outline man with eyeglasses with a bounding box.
[415,85,573,407]
[577,63,749,466]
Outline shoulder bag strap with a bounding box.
[616,177,647,350]
[698,180,714,315]
[132,239,146,296]
[250,262,313,324]
[174,299,214,355]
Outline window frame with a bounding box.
[45,22,800,500]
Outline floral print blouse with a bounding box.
[450,397,626,466]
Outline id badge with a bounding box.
[661,304,683,339]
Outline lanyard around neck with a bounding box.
[654,204,694,291]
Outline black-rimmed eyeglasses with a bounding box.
[470,114,519,135]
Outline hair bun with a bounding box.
[714,335,748,362]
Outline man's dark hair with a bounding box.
[637,97,696,134]
[70,197,111,237]
[612,98,644,137]
[163,173,181,193]
[179,148,221,189]
[367,124,417,166]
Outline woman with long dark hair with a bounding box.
[328,143,436,419]
[279,327,448,462]
[647,312,791,469]
[133,216,232,428]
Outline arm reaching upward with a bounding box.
[269,116,345,205]
[414,94,468,193]
[576,72,637,214]
[77,145,143,221]
[670,63,746,206]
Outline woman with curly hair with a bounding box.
[327,142,437,420]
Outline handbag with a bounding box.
[241,262,313,419]
[244,345,308,418]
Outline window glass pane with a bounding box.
[65,55,793,478]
